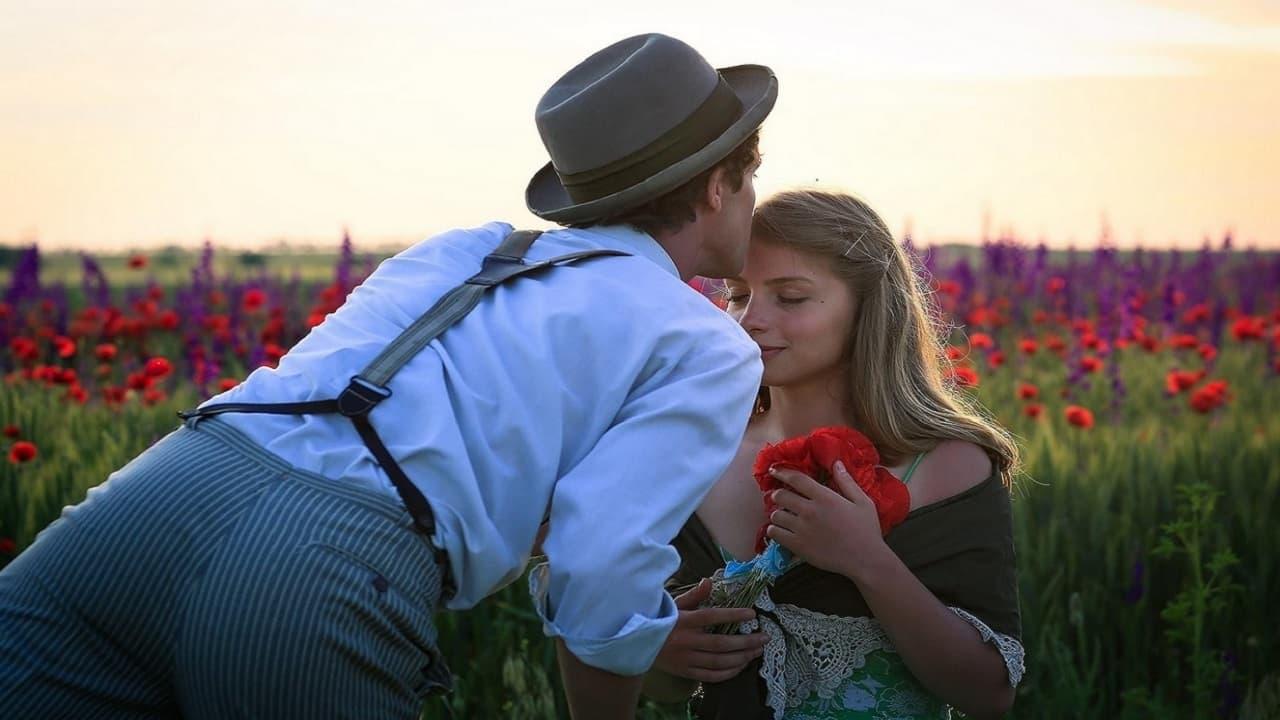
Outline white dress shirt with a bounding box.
[201,221,762,675]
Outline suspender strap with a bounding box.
[177,399,337,421]
[176,230,629,565]
[358,247,627,388]
[348,411,437,536]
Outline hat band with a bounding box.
[557,76,744,205]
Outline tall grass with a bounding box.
[4,344,1276,718]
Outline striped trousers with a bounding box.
[0,416,451,719]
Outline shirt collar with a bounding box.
[555,224,681,279]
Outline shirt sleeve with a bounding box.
[528,325,762,675]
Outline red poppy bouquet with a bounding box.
[753,425,911,553]
[707,426,911,633]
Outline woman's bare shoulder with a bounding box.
[909,439,994,507]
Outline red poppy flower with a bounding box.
[966,306,997,327]
[142,389,166,406]
[315,283,335,304]
[1080,355,1103,374]
[202,315,231,333]
[67,385,89,404]
[946,366,980,388]
[1231,316,1265,341]
[969,333,993,350]
[53,336,77,359]
[1190,380,1229,414]
[102,387,127,404]
[1139,335,1160,353]
[1065,405,1095,429]
[1045,335,1067,353]
[946,346,965,361]
[988,351,1005,368]
[8,440,37,464]
[264,343,286,363]
[157,310,180,331]
[1198,344,1217,362]
[218,378,239,392]
[2,424,20,439]
[125,372,152,391]
[1023,403,1044,419]
[9,337,39,362]
[1181,303,1211,325]
[1165,369,1205,394]
[144,357,173,378]
[1170,334,1200,350]
[1018,339,1038,356]
[242,288,267,313]
[1046,277,1066,294]
[127,254,148,269]
[95,343,118,362]
[1017,383,1039,400]
[0,537,15,555]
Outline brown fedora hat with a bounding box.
[526,33,777,224]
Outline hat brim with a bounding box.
[525,64,777,224]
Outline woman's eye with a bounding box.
[779,296,808,305]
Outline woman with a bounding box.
[646,189,1024,719]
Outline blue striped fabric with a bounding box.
[0,416,449,719]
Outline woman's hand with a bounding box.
[765,461,890,581]
[652,578,770,683]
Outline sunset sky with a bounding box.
[2,0,1277,251]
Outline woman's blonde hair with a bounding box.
[751,189,1019,484]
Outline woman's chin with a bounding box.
[760,367,790,387]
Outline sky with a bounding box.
[2,0,1278,251]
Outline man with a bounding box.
[0,33,776,719]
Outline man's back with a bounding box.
[206,220,762,673]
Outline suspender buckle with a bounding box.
[466,253,525,287]
[337,375,392,417]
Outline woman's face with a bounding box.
[725,238,857,388]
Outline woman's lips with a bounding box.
[759,346,785,360]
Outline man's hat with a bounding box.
[526,33,777,224]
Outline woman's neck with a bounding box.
[763,373,852,440]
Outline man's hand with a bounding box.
[652,578,770,683]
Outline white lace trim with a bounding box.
[727,586,1025,720]
[949,606,1025,687]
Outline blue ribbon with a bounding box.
[723,541,797,581]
